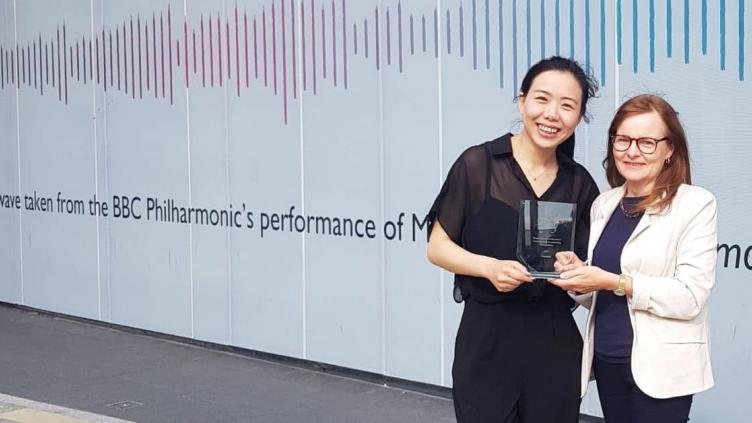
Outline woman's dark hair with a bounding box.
[518,56,599,158]
[519,56,599,122]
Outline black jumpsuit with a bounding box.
[428,133,599,423]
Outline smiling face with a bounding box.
[518,70,583,151]
[613,111,675,196]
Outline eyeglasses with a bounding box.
[610,134,670,154]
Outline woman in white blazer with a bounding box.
[551,94,717,423]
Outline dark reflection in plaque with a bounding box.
[517,200,577,279]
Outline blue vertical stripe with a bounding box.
[586,0,591,71]
[650,0,655,72]
[447,9,451,54]
[633,0,639,73]
[721,0,726,70]
[473,0,478,69]
[667,0,673,57]
[684,0,690,63]
[540,0,546,59]
[702,0,708,54]
[600,0,606,85]
[486,0,490,69]
[526,0,531,68]
[617,0,623,64]
[740,0,745,80]
[569,0,575,59]
[513,0,518,90]
[499,0,504,87]
[460,3,464,57]
[556,0,561,55]
[434,8,439,58]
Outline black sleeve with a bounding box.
[426,149,474,244]
[573,174,600,262]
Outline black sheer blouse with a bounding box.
[428,133,600,304]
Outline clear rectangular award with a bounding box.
[517,200,577,279]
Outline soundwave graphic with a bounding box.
[0,0,747,124]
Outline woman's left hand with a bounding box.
[550,265,616,294]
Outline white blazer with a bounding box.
[574,183,717,399]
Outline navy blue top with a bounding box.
[593,196,644,363]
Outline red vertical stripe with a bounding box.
[168,6,173,104]
[272,2,277,94]
[235,6,240,96]
[291,0,297,99]
[282,0,287,122]
[244,10,249,87]
[138,17,143,98]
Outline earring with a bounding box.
[665,157,672,165]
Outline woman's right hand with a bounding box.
[553,251,584,274]
[484,259,533,292]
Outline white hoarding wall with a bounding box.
[0,1,749,420]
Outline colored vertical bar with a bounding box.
[421,14,426,53]
[499,0,504,87]
[721,0,726,70]
[740,0,745,81]
[667,0,672,57]
[302,3,307,90]
[332,1,337,85]
[633,0,638,72]
[95,35,99,85]
[263,9,268,87]
[539,0,544,60]
[254,17,258,80]
[460,3,464,57]
[341,0,347,89]
[321,6,326,78]
[226,20,231,81]
[123,22,128,94]
[282,0,288,122]
[218,14,223,88]
[1,48,4,89]
[650,0,655,72]
[244,11,249,87]
[512,0,518,90]
[75,43,78,82]
[473,0,478,69]
[311,3,317,92]
[269,6,275,89]
[446,10,451,54]
[131,18,136,98]
[434,7,439,58]
[386,8,391,66]
[81,36,86,85]
[168,6,173,103]
[684,0,689,63]
[146,24,151,89]
[525,0,530,68]
[210,13,215,86]
[186,19,190,89]
[556,0,560,54]
[485,0,490,68]
[586,0,590,70]
[161,13,166,98]
[292,0,298,96]
[376,8,380,69]
[702,0,707,54]
[201,15,206,87]
[409,15,413,55]
[365,18,369,59]
[63,24,68,103]
[111,30,116,90]
[235,7,239,95]
[398,2,403,72]
[600,0,606,85]
[569,0,574,59]
[617,0,622,64]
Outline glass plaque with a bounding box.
[517,200,577,279]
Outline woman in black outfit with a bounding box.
[427,57,600,423]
